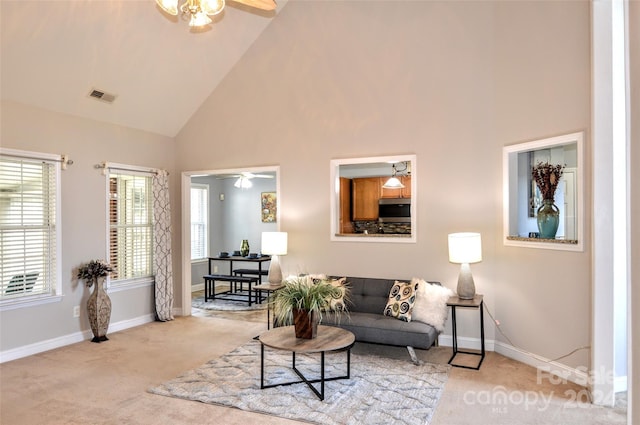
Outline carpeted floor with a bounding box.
[149,339,450,425]
[0,305,628,425]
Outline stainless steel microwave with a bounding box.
[378,198,411,223]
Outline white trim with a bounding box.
[0,147,61,163]
[180,165,281,318]
[437,334,495,352]
[329,154,417,243]
[191,282,204,292]
[494,341,589,387]
[0,294,63,311]
[0,313,155,363]
[107,278,153,293]
[502,131,584,252]
[181,173,193,317]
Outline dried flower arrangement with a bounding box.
[77,260,114,287]
[531,162,565,201]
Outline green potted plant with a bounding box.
[271,275,348,339]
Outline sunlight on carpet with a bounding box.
[148,339,450,425]
[191,296,268,311]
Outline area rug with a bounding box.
[192,296,267,311]
[148,340,450,425]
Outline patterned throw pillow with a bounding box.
[383,280,418,322]
[326,277,348,312]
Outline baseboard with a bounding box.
[437,334,589,387]
[494,341,590,387]
[191,283,204,292]
[0,314,155,364]
[438,334,495,351]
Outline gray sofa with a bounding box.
[321,276,440,350]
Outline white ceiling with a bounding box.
[1,0,288,137]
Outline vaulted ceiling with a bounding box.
[1,0,288,137]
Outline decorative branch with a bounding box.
[532,162,565,201]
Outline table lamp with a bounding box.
[448,232,482,299]
[261,231,288,284]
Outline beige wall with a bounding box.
[0,100,179,351]
[176,1,591,369]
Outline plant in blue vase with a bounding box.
[531,162,565,239]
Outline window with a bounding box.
[190,184,208,260]
[503,132,584,251]
[0,149,61,304]
[109,171,153,283]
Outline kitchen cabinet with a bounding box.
[339,177,354,233]
[380,176,412,198]
[351,177,381,221]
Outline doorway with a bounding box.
[180,165,280,316]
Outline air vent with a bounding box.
[88,88,117,104]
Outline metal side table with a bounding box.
[447,294,485,370]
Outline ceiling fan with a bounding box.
[155,0,277,28]
[217,171,274,189]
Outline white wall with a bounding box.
[176,0,592,373]
[0,100,179,355]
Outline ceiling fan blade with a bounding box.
[253,174,274,179]
[230,0,277,11]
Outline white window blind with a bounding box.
[0,155,57,299]
[109,172,153,281]
[190,184,208,260]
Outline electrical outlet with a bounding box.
[214,265,219,273]
[73,306,80,318]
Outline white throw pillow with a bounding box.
[411,278,453,331]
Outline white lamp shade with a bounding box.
[382,176,405,189]
[189,11,212,26]
[448,232,482,264]
[261,232,288,256]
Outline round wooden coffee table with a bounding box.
[258,325,355,400]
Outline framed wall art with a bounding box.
[261,192,277,222]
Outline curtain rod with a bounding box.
[1,152,74,170]
[94,161,164,176]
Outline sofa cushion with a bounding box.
[338,277,397,315]
[322,312,438,349]
[383,280,418,322]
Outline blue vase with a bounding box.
[537,199,560,239]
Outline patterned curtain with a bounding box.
[152,170,174,321]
